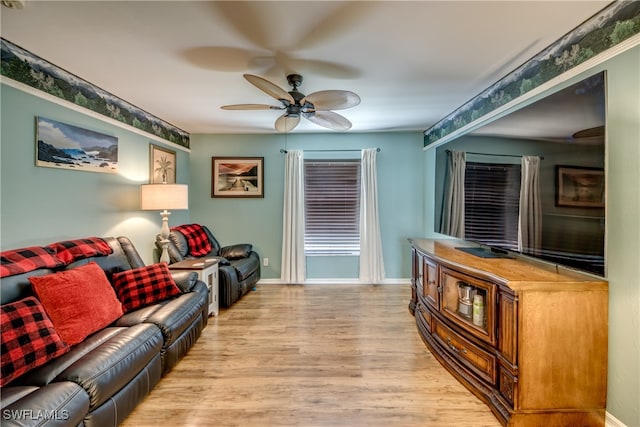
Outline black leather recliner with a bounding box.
[157,225,260,307]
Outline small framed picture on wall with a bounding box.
[149,144,176,184]
[211,157,264,198]
[556,166,605,208]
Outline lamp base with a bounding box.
[159,210,171,264]
[159,239,171,264]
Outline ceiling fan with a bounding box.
[221,74,360,132]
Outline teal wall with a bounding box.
[603,45,640,427]
[0,84,190,263]
[424,45,640,426]
[189,132,425,281]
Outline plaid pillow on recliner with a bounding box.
[111,263,182,312]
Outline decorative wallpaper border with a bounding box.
[424,0,640,146]
[1,38,190,149]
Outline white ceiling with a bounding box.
[0,1,612,135]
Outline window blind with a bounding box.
[304,160,361,255]
[464,162,521,250]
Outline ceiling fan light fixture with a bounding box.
[286,106,301,118]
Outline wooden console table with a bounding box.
[409,238,608,427]
[169,258,219,316]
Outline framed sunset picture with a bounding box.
[211,157,264,198]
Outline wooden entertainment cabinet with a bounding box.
[409,238,608,427]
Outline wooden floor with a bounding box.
[121,284,501,427]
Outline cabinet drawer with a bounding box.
[432,317,497,385]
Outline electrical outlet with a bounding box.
[263,257,269,267]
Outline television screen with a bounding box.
[434,71,606,276]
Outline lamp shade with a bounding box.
[140,184,189,211]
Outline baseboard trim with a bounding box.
[606,411,628,427]
[257,278,411,285]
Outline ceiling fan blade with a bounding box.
[304,111,352,131]
[221,104,281,110]
[244,74,294,104]
[573,125,605,139]
[275,114,300,133]
[302,90,361,110]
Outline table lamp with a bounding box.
[140,183,189,263]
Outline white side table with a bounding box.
[169,258,219,316]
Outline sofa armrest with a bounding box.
[219,244,253,260]
[190,280,208,295]
[169,271,199,292]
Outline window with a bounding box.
[304,159,361,255]
[464,162,521,250]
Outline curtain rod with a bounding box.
[447,149,544,160]
[280,148,380,153]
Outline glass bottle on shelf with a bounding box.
[457,282,475,319]
[472,294,485,327]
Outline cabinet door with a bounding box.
[498,291,518,366]
[422,257,440,310]
[440,267,497,346]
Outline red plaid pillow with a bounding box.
[1,297,69,386]
[0,246,65,278]
[171,224,212,257]
[47,237,113,264]
[111,263,182,312]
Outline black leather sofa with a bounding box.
[158,225,260,307]
[0,236,208,426]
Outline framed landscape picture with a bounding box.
[36,116,118,173]
[150,144,176,184]
[556,166,605,208]
[211,157,264,198]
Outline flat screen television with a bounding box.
[434,71,606,276]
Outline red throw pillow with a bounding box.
[1,297,69,386]
[29,262,124,345]
[111,263,182,312]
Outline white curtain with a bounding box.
[281,150,306,284]
[359,148,385,284]
[518,156,542,254]
[440,150,466,238]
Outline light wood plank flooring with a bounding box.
[121,284,501,427]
